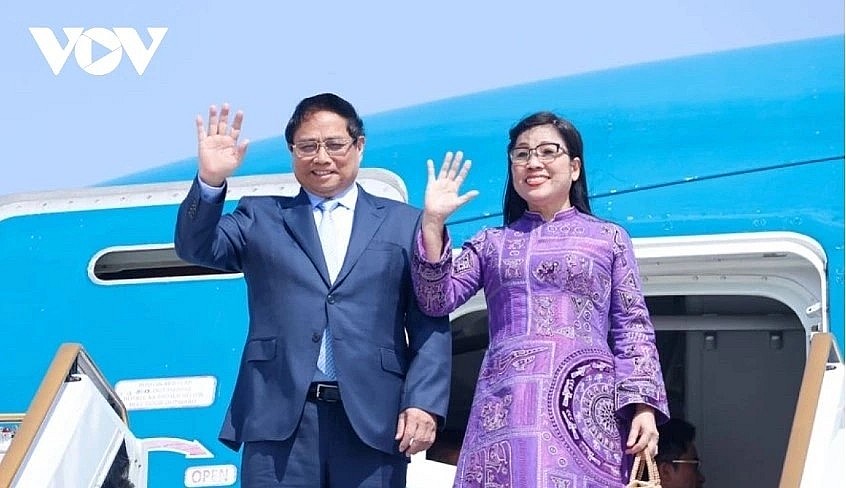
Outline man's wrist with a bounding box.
[198,174,225,187]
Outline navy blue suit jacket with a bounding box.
[174,178,451,454]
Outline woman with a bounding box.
[412,112,669,487]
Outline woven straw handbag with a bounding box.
[626,452,662,488]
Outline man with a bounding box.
[655,418,706,488]
[175,93,451,487]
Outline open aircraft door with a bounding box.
[632,232,843,488]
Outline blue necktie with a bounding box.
[316,200,340,379]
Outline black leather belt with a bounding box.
[307,383,341,403]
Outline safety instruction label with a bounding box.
[115,376,217,410]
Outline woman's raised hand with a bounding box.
[423,151,479,224]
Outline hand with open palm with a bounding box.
[424,151,478,223]
[196,103,249,187]
[421,151,478,260]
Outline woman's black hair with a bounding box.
[502,112,592,225]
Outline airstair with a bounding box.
[0,344,146,487]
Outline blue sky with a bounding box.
[1,0,842,196]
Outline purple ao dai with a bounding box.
[412,208,670,487]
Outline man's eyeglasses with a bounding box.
[672,459,702,471]
[291,139,355,158]
[509,143,568,166]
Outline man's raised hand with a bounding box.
[197,103,249,186]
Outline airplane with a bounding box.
[0,34,843,487]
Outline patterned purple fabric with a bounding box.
[412,207,670,487]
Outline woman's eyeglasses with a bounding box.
[509,143,569,166]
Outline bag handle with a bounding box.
[629,451,661,484]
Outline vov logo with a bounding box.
[29,27,168,76]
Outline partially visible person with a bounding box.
[426,429,463,466]
[175,93,452,487]
[101,442,135,488]
[411,111,670,487]
[655,418,706,488]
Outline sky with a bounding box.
[1,0,842,196]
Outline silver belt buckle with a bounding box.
[316,383,338,402]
